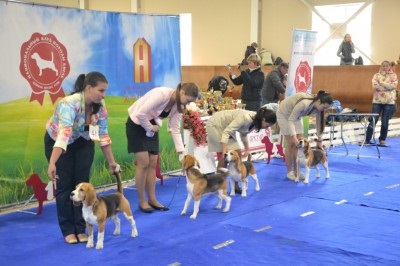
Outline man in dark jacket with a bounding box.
[262,62,289,105]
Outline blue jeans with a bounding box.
[365,103,395,142]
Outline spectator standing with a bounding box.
[365,60,398,146]
[262,62,289,105]
[241,42,258,65]
[229,53,265,111]
[337,33,355,65]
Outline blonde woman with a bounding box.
[337,33,355,65]
[229,53,265,111]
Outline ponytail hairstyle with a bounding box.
[251,107,277,132]
[72,71,108,114]
[315,90,333,134]
[176,82,200,113]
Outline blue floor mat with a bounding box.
[1,137,400,266]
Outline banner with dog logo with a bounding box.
[0,1,181,207]
[286,29,317,96]
[286,29,317,136]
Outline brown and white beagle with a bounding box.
[225,150,260,197]
[296,138,330,184]
[70,165,138,249]
[180,154,231,219]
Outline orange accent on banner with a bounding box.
[133,38,152,83]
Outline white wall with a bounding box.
[20,0,400,65]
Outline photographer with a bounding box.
[228,53,265,111]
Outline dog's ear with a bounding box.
[182,156,192,170]
[83,184,96,205]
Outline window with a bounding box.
[312,3,371,65]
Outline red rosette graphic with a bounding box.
[294,61,312,93]
[19,33,70,105]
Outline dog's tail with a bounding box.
[313,138,325,151]
[113,164,123,194]
[216,167,230,178]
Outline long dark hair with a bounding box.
[297,90,333,133]
[176,82,199,113]
[252,107,277,132]
[72,71,108,114]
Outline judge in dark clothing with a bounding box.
[262,62,289,105]
[241,42,258,65]
[337,34,355,65]
[229,53,265,112]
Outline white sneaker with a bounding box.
[287,171,296,181]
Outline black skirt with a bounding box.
[126,117,159,154]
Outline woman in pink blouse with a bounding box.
[126,83,199,213]
[44,71,119,244]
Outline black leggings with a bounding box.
[44,132,94,237]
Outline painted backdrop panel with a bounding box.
[0,1,181,206]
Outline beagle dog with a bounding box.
[225,150,260,197]
[70,165,138,249]
[180,154,231,219]
[296,138,330,184]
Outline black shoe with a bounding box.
[148,202,169,211]
[364,140,375,145]
[379,140,388,147]
[139,205,154,213]
[234,188,242,194]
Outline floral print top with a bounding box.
[372,70,398,105]
[46,92,111,151]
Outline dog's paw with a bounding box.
[255,185,260,191]
[180,210,187,215]
[113,229,120,235]
[241,193,247,197]
[86,242,94,248]
[95,243,104,250]
[189,214,197,219]
[303,179,309,184]
[222,207,230,212]
[131,228,138,238]
[326,175,330,179]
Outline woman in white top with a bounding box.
[206,107,277,192]
[277,91,333,181]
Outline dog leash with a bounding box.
[164,171,184,208]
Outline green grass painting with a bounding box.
[0,95,182,206]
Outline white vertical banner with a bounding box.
[286,29,318,97]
